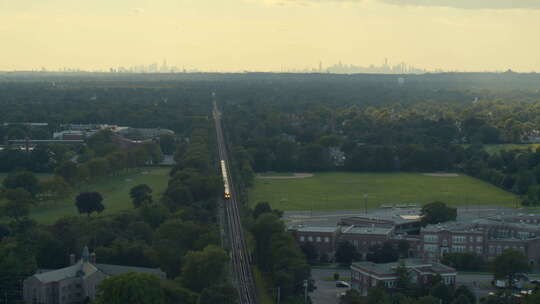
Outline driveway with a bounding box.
[310,268,351,304]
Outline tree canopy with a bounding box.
[75,192,105,216]
[421,202,457,226]
[492,249,530,288]
[95,273,164,304]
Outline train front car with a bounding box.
[221,160,232,199]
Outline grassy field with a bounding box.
[1,167,170,224]
[249,172,520,211]
[0,173,53,182]
[483,144,540,155]
[257,172,295,177]
[461,144,540,155]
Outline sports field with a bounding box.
[0,167,170,224]
[249,172,519,211]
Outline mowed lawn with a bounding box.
[1,167,170,224]
[461,143,540,155]
[483,144,540,155]
[248,172,519,211]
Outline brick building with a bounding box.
[288,210,540,267]
[340,225,394,259]
[340,211,422,235]
[420,222,486,260]
[419,216,540,266]
[351,259,456,295]
[288,226,340,256]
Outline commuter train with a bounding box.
[220,160,231,199]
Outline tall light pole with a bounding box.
[363,194,369,214]
[303,280,308,304]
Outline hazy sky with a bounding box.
[1,0,539,72]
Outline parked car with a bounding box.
[336,281,350,288]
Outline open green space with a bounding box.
[257,172,295,177]
[248,172,520,211]
[483,144,540,155]
[0,173,53,182]
[1,167,170,224]
[461,143,540,155]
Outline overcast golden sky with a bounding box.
[1,0,539,72]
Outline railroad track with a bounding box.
[213,101,258,304]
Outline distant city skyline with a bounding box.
[1,58,523,75]
[1,0,539,73]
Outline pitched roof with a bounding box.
[95,264,166,278]
[33,261,99,283]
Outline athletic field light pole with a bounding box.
[303,280,308,304]
[363,193,368,214]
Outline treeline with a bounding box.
[220,88,540,205]
[463,145,540,205]
[0,143,78,172]
[0,119,231,304]
[249,207,313,303]
[222,96,540,172]
[227,150,313,302]
[0,83,211,133]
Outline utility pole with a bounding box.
[303,280,308,304]
[363,194,369,214]
[277,286,281,304]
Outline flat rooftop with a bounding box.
[341,209,422,226]
[288,225,339,233]
[342,225,393,235]
[352,258,455,275]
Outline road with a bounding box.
[457,274,494,299]
[283,206,522,227]
[213,101,258,304]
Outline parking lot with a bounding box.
[310,268,351,304]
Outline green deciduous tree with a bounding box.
[159,134,177,155]
[421,202,457,226]
[1,188,34,222]
[335,241,361,266]
[2,171,40,197]
[130,184,153,208]
[181,245,228,292]
[151,219,218,278]
[55,160,79,184]
[0,240,38,303]
[75,192,105,217]
[161,280,197,304]
[492,249,530,289]
[95,273,164,304]
[199,283,238,304]
[39,176,71,204]
[453,285,475,304]
[253,201,272,219]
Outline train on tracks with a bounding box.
[220,160,231,199]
